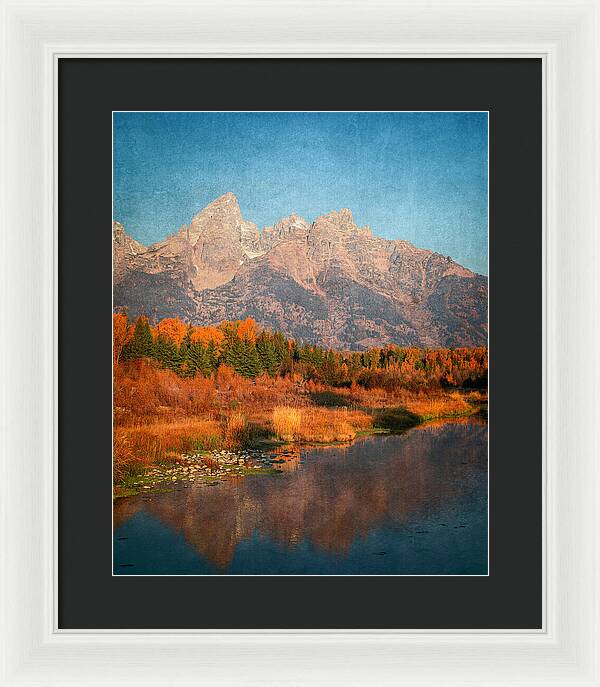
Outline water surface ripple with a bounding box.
[114,418,488,575]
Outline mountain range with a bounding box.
[113,193,487,350]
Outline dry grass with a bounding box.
[295,409,357,443]
[224,412,248,448]
[272,406,372,443]
[114,359,301,426]
[114,417,228,481]
[272,406,302,441]
[113,360,485,483]
[463,389,488,404]
[113,429,138,483]
[401,391,473,421]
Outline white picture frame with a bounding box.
[1,0,598,685]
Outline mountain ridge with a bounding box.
[113,193,488,350]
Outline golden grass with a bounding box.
[224,412,248,448]
[114,417,227,480]
[113,361,485,483]
[115,390,474,481]
[272,406,373,443]
[272,406,301,441]
[402,391,473,421]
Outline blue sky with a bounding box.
[113,112,488,274]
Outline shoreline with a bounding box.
[113,406,486,500]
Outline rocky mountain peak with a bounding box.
[318,207,355,224]
[113,220,145,251]
[201,191,240,213]
[187,192,242,238]
[164,193,257,289]
[312,208,358,237]
[112,221,146,282]
[261,213,311,251]
[113,194,487,349]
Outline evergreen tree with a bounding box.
[321,350,344,386]
[152,334,181,372]
[121,316,153,360]
[362,348,379,369]
[239,338,261,378]
[257,332,279,376]
[178,330,194,376]
[179,329,192,358]
[185,342,214,377]
[219,324,236,365]
[222,330,246,375]
[348,352,363,378]
[206,340,219,373]
[289,338,300,364]
[272,331,289,364]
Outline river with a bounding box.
[113,417,488,575]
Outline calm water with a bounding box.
[114,418,488,575]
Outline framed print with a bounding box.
[1,1,599,686]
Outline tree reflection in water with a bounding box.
[114,418,487,575]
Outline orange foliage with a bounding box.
[113,359,217,423]
[113,313,131,364]
[236,317,258,343]
[189,325,225,350]
[113,357,484,483]
[152,317,188,345]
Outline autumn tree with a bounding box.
[190,325,224,353]
[321,350,345,386]
[113,313,131,364]
[236,317,258,344]
[152,317,188,347]
[114,313,487,390]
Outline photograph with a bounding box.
[112,111,489,576]
[7,0,599,676]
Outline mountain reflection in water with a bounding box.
[114,418,488,575]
